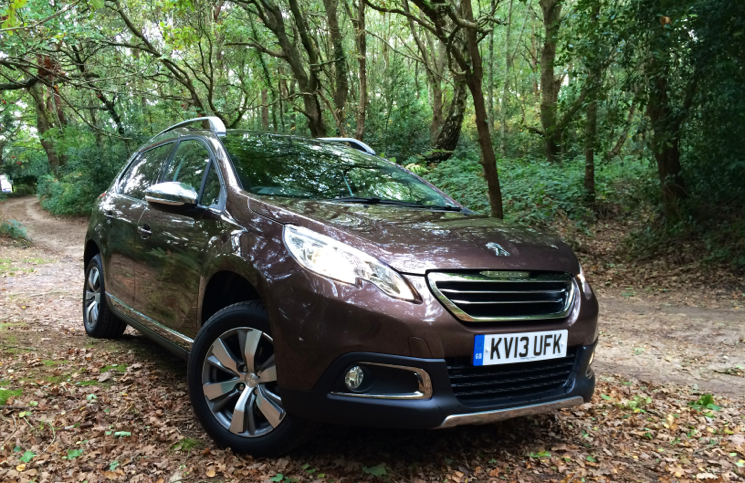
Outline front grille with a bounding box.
[447,350,577,404]
[427,271,576,322]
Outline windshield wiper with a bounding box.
[326,196,383,204]
[325,197,463,211]
[428,204,463,212]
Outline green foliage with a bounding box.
[0,220,28,240]
[64,448,84,459]
[689,394,721,413]
[0,388,22,405]
[36,127,133,216]
[425,153,653,226]
[362,464,388,477]
[19,451,35,463]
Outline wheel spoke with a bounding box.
[88,268,99,291]
[85,290,96,301]
[86,299,96,323]
[256,385,284,428]
[208,338,241,376]
[257,354,277,383]
[246,391,258,435]
[229,387,254,435]
[203,379,240,400]
[238,329,262,374]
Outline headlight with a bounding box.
[283,224,417,301]
[578,263,592,299]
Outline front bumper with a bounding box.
[279,341,596,429]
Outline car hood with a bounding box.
[248,197,579,275]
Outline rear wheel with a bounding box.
[82,254,127,338]
[188,301,308,456]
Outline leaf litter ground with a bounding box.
[0,197,744,482]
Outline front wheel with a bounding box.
[82,254,127,339]
[188,301,308,456]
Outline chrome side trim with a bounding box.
[144,195,183,206]
[330,362,433,400]
[107,293,194,350]
[427,272,577,323]
[438,396,584,429]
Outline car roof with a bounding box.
[148,118,377,156]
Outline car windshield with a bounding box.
[221,132,455,207]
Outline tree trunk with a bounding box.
[243,0,327,137]
[430,81,444,141]
[425,79,467,163]
[487,0,496,136]
[647,74,687,216]
[583,2,601,204]
[606,101,637,160]
[29,83,61,172]
[538,0,562,162]
[461,0,504,218]
[324,0,348,136]
[261,89,269,130]
[353,0,367,140]
[499,0,515,156]
[584,98,597,204]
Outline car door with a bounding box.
[133,138,226,341]
[103,143,175,308]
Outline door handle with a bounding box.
[139,223,152,239]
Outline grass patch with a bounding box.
[101,364,127,373]
[0,388,22,405]
[0,380,11,386]
[42,360,70,367]
[172,438,202,452]
[75,380,101,387]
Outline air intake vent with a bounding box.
[428,271,576,322]
[446,350,576,404]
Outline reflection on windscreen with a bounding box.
[222,133,451,206]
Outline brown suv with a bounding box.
[83,117,598,455]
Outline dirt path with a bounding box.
[3,195,744,396]
[1,197,744,481]
[0,196,86,260]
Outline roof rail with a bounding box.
[320,137,376,155]
[153,116,227,139]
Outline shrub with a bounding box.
[425,153,653,226]
[0,219,28,240]
[36,128,134,216]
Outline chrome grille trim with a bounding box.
[427,271,576,322]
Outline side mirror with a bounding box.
[145,182,198,212]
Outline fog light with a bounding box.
[345,366,365,391]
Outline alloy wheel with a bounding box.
[201,328,284,437]
[84,266,101,328]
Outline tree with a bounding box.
[368,0,505,217]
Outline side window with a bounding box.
[162,140,211,193]
[118,143,174,199]
[201,163,222,207]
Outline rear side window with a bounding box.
[162,140,211,193]
[201,163,222,207]
[118,143,174,199]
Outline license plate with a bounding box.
[472,330,568,366]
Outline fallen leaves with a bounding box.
[1,224,744,483]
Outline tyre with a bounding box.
[83,254,127,338]
[188,301,308,456]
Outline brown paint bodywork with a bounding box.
[86,129,599,393]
